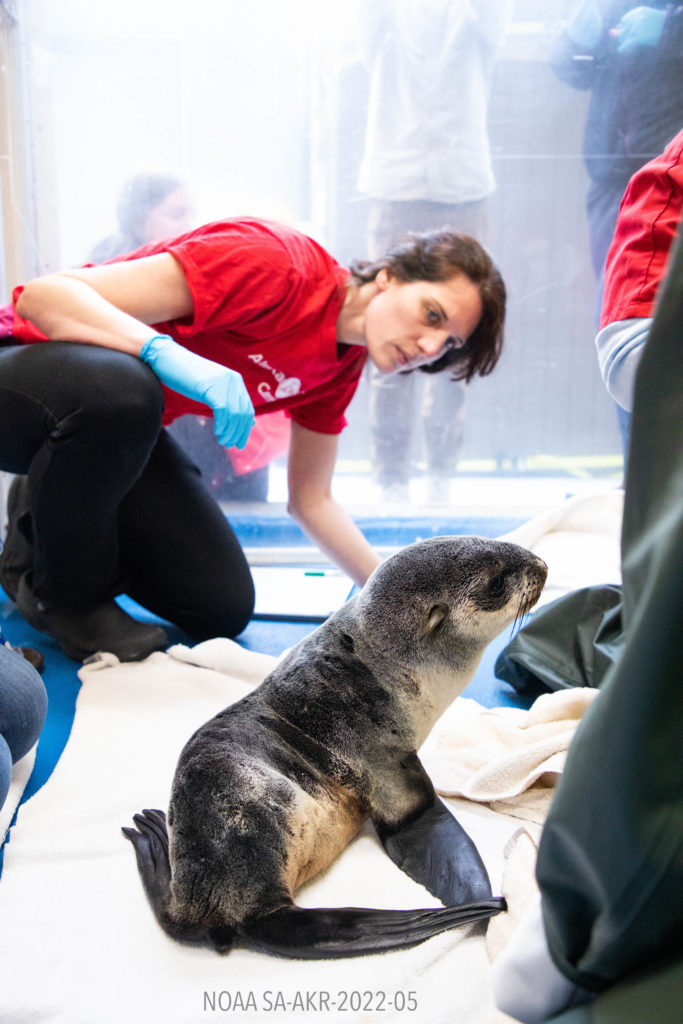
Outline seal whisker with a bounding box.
[509,595,526,640]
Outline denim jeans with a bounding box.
[0,642,47,810]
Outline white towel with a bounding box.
[422,689,598,825]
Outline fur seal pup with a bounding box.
[124,535,547,958]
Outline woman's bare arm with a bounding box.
[15,253,194,354]
[287,421,381,587]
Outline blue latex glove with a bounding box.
[615,6,665,52]
[566,0,603,48]
[140,334,255,449]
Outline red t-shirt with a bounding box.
[12,218,367,434]
[600,130,683,329]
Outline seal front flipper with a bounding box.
[238,901,504,959]
[374,796,501,908]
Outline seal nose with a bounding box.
[529,556,548,603]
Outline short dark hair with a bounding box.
[349,230,506,382]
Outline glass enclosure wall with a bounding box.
[3,0,679,513]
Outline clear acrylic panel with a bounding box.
[6,0,679,518]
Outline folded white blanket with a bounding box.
[423,689,598,825]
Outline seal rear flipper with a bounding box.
[374,797,496,907]
[122,807,201,943]
[122,807,177,924]
[122,808,172,909]
[237,900,505,959]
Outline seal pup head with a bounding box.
[358,535,547,656]
[354,536,547,739]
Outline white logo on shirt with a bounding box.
[249,353,301,402]
[275,377,301,398]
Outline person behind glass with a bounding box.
[0,220,505,663]
[90,172,278,502]
[89,172,195,263]
[550,0,683,304]
[356,0,511,504]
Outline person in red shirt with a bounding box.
[0,217,505,662]
[596,128,683,433]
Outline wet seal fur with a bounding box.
[124,536,547,959]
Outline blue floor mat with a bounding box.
[1,597,81,805]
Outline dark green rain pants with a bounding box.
[530,230,683,1021]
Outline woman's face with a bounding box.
[142,188,196,243]
[363,269,483,374]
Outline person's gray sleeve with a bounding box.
[595,317,653,412]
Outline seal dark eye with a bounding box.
[488,573,507,599]
[474,571,511,611]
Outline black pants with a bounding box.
[0,342,254,639]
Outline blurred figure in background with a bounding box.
[550,0,683,302]
[89,172,196,262]
[356,0,510,504]
[169,406,290,502]
[90,172,286,501]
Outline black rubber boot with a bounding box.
[0,475,33,602]
[16,572,168,663]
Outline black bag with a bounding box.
[495,584,623,694]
